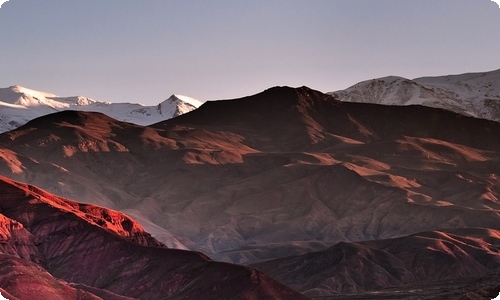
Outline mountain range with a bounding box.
[2,68,499,133]
[0,85,202,133]
[0,69,500,298]
[330,68,500,122]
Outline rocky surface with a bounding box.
[0,176,308,299]
[1,85,500,297]
[251,228,500,297]
[0,86,499,267]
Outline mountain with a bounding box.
[0,86,499,269]
[252,227,500,298]
[329,69,500,122]
[1,85,500,297]
[0,175,308,300]
[0,85,202,133]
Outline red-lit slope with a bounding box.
[0,176,308,300]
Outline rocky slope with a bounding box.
[0,176,308,299]
[252,227,500,298]
[329,69,500,122]
[0,86,499,267]
[311,268,500,300]
[0,85,202,133]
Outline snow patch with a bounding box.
[172,94,203,107]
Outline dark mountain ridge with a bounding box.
[164,86,500,151]
[252,227,500,297]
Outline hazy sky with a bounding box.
[1,0,499,105]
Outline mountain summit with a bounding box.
[0,85,203,133]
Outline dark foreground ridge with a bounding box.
[0,176,308,299]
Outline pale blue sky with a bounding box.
[1,0,499,104]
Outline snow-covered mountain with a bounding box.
[0,85,203,133]
[329,69,500,122]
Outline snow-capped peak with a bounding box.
[0,85,203,133]
[155,94,204,118]
[169,94,203,107]
[8,84,57,99]
[329,69,500,122]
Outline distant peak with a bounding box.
[8,84,25,92]
[5,84,58,97]
[165,94,181,101]
[363,76,411,84]
[164,94,203,107]
[260,86,325,99]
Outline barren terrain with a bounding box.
[0,176,306,299]
[0,86,499,265]
[0,86,500,297]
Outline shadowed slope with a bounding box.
[252,228,500,298]
[164,86,500,151]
